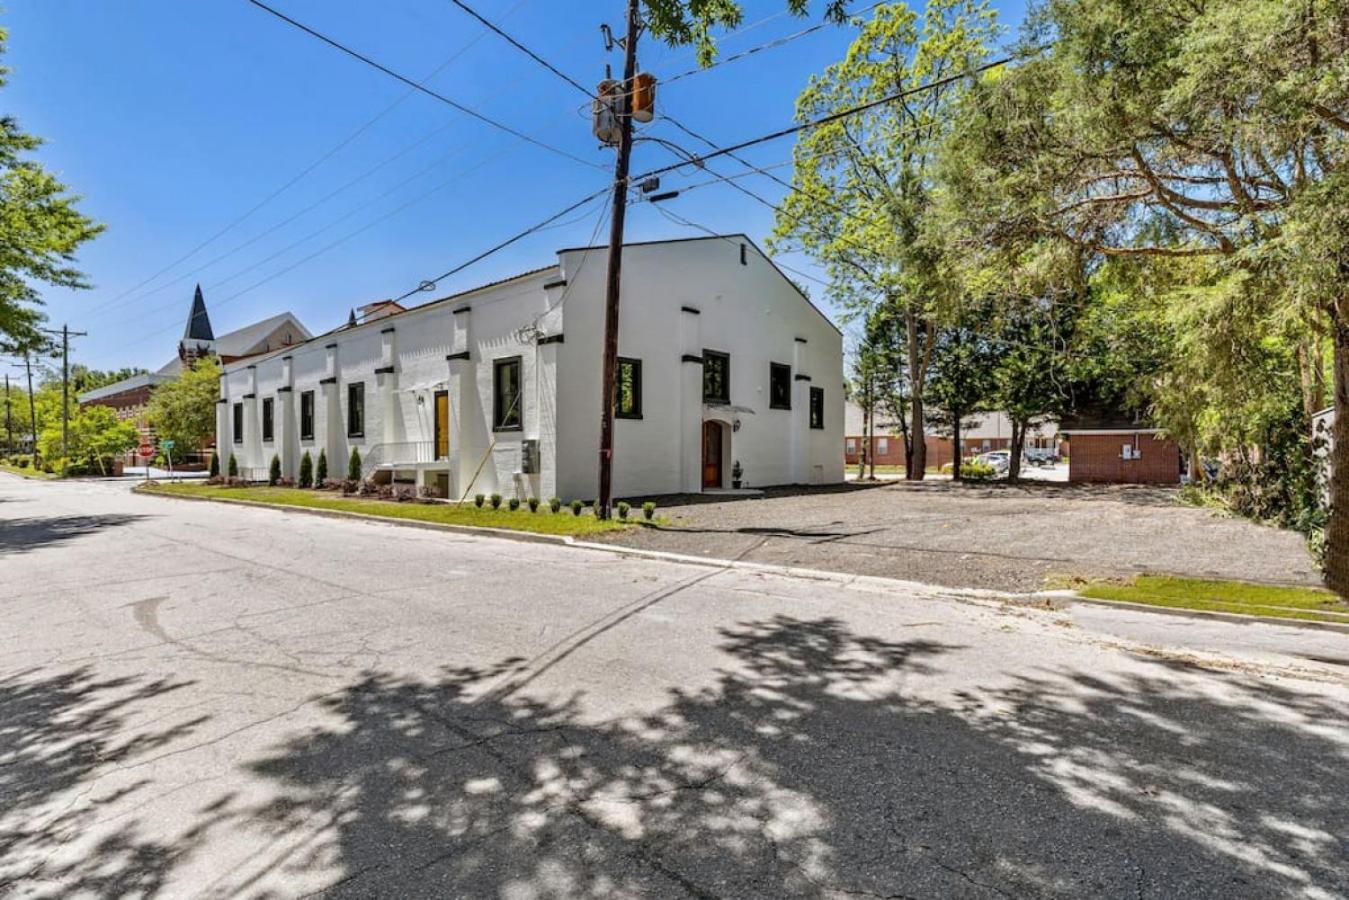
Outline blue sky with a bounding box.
[7,0,1026,372]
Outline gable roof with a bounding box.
[556,233,842,337]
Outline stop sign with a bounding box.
[138,443,154,457]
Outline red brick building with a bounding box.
[843,404,1061,470]
[1060,409,1181,484]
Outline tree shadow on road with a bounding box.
[208,616,1347,898]
[0,514,149,555]
[0,665,210,896]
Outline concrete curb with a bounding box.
[132,484,1349,633]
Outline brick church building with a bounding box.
[79,285,308,464]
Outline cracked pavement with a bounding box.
[1,475,1346,898]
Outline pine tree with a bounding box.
[299,450,313,488]
[227,453,238,477]
[268,454,281,486]
[347,447,362,481]
[209,451,220,477]
[315,448,328,485]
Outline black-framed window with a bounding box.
[616,357,642,419]
[809,387,825,429]
[703,350,729,404]
[347,382,365,438]
[300,390,315,441]
[232,402,243,444]
[493,356,522,431]
[769,362,791,410]
[261,397,274,442]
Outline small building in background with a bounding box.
[843,403,1060,470]
[1060,406,1181,484]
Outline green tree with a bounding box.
[146,358,220,456]
[640,0,848,65]
[772,0,999,479]
[0,29,103,349]
[347,447,362,482]
[299,450,313,488]
[269,454,281,486]
[315,448,328,485]
[37,404,137,473]
[925,312,999,480]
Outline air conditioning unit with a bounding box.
[521,439,540,474]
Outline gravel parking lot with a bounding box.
[599,480,1320,591]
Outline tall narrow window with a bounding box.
[261,397,274,442]
[300,390,315,441]
[616,357,642,419]
[769,362,791,410]
[703,350,730,404]
[232,403,243,444]
[347,382,365,438]
[493,357,522,431]
[809,387,824,429]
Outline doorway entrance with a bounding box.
[433,391,449,459]
[702,420,723,489]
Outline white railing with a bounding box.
[361,441,438,478]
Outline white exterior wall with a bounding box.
[553,237,845,500]
[218,235,845,501]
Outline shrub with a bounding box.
[961,460,997,481]
[508,497,520,511]
[527,496,540,512]
[268,454,281,486]
[340,479,359,495]
[474,493,486,508]
[570,499,584,516]
[299,451,313,488]
[209,452,220,477]
[360,480,379,497]
[17,457,29,469]
[315,449,328,484]
[347,447,362,482]
[419,485,438,502]
[394,485,417,502]
[206,474,226,486]
[642,501,656,520]
[227,454,239,477]
[490,493,502,510]
[549,497,562,513]
[617,501,630,520]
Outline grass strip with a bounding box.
[1077,575,1348,624]
[143,483,633,537]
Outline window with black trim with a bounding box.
[347,382,365,438]
[703,350,729,404]
[616,357,642,419]
[300,390,315,440]
[769,362,791,410]
[261,397,274,442]
[493,357,522,431]
[232,403,243,444]
[809,387,824,429]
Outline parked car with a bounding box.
[974,451,1010,474]
[1024,447,1059,467]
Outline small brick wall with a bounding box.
[844,435,956,468]
[1068,433,1181,484]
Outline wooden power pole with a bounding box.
[42,324,87,460]
[23,353,37,461]
[596,0,641,520]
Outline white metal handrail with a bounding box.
[361,441,438,478]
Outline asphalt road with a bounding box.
[1,475,1346,898]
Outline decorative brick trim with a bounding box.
[681,354,704,365]
[375,365,396,374]
[276,386,293,393]
[794,374,812,382]
[680,306,701,315]
[380,326,396,334]
[537,333,564,345]
[452,306,471,315]
[447,351,471,361]
[320,377,338,385]
[543,279,567,290]
[324,343,338,349]
[794,337,808,344]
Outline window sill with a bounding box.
[493,426,523,434]
[770,404,791,411]
[348,434,365,440]
[703,397,730,406]
[616,413,643,420]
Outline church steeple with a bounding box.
[184,284,215,342]
[179,284,217,367]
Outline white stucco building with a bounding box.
[216,235,845,500]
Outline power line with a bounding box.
[245,0,603,171]
[91,0,533,316]
[394,186,611,302]
[447,0,592,98]
[629,47,1046,186]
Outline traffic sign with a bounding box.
[159,439,175,449]
[138,443,154,457]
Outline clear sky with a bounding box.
[6,0,1027,373]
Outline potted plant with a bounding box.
[731,460,743,489]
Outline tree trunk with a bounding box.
[1008,419,1024,483]
[1324,323,1349,597]
[905,310,926,480]
[952,415,963,482]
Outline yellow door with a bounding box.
[434,391,449,459]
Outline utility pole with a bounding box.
[23,353,37,462]
[41,324,87,460]
[3,374,11,455]
[596,0,641,520]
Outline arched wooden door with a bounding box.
[702,421,722,489]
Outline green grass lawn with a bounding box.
[1073,574,1349,624]
[141,483,635,536]
[0,462,59,480]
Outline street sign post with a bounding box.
[160,439,175,481]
